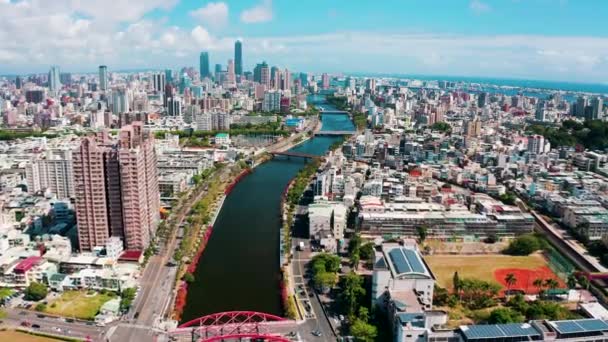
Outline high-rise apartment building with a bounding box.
[26,148,75,199]
[73,123,159,252]
[321,73,330,90]
[99,65,108,91]
[281,69,291,91]
[226,59,236,86]
[590,97,604,121]
[234,40,243,76]
[48,66,61,96]
[200,52,210,79]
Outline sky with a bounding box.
[1,0,608,83]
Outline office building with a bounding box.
[281,69,291,91]
[165,69,173,84]
[527,134,548,154]
[99,65,108,91]
[576,96,588,118]
[234,40,243,76]
[15,76,22,89]
[49,65,61,96]
[535,100,546,121]
[25,89,45,104]
[254,62,270,87]
[263,90,281,112]
[199,52,210,79]
[167,97,182,117]
[299,73,308,87]
[590,97,604,121]
[73,123,159,252]
[477,92,488,108]
[153,72,166,92]
[111,88,130,115]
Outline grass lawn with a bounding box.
[0,331,58,342]
[0,287,14,299]
[45,291,116,320]
[425,253,548,290]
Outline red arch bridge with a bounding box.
[170,311,298,342]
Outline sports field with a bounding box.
[45,290,116,320]
[424,253,562,293]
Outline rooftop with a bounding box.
[459,323,540,340]
[383,244,432,279]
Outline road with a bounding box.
[292,240,336,342]
[4,309,104,341]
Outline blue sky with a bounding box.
[1,0,608,83]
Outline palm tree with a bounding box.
[544,278,560,300]
[533,278,544,295]
[505,273,517,297]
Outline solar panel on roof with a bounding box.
[388,249,411,274]
[500,323,540,337]
[462,323,540,340]
[576,319,608,332]
[402,248,426,274]
[554,321,585,334]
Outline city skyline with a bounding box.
[1,0,608,83]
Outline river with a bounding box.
[180,96,354,321]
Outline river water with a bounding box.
[180,96,354,321]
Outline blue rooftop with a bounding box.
[550,319,608,335]
[460,323,540,340]
[386,246,431,278]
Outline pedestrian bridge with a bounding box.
[269,151,320,159]
[314,130,355,136]
[171,311,297,342]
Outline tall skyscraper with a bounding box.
[99,65,108,91]
[576,96,587,118]
[299,73,308,87]
[15,76,22,89]
[260,62,270,88]
[234,40,243,76]
[281,69,291,91]
[74,123,159,251]
[165,69,173,84]
[226,59,236,86]
[111,88,130,114]
[535,100,546,122]
[199,52,210,79]
[591,97,604,121]
[153,72,166,92]
[48,65,61,96]
[321,73,330,90]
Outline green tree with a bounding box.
[310,253,341,274]
[453,271,461,293]
[505,273,517,296]
[339,272,366,318]
[359,243,375,265]
[567,274,577,290]
[24,282,48,301]
[34,303,47,312]
[120,288,137,312]
[416,225,428,243]
[350,319,377,342]
[488,307,525,324]
[313,272,338,292]
[504,234,541,256]
[533,278,544,294]
[183,272,195,284]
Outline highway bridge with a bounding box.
[170,311,297,342]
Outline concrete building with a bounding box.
[263,90,281,112]
[26,147,75,199]
[73,123,159,252]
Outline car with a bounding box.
[31,324,40,329]
[311,330,322,337]
[65,318,75,323]
[19,311,27,315]
[86,322,94,326]
[36,314,45,318]
[21,321,31,327]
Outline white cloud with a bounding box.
[240,0,273,23]
[470,0,491,14]
[190,2,229,28]
[0,0,607,83]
